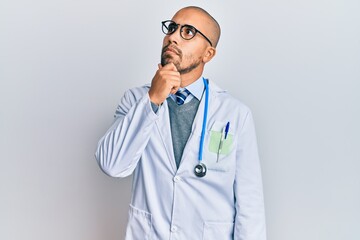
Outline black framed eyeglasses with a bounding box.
[161,20,213,47]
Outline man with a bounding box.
[95,6,266,240]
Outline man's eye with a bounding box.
[168,23,177,33]
[183,27,195,38]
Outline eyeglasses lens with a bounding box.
[162,21,196,40]
[181,26,196,40]
[162,21,177,35]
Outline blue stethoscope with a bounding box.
[194,77,209,177]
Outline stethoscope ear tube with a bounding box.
[195,78,209,177]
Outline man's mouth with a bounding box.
[162,45,181,56]
[165,48,177,54]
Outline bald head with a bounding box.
[174,6,221,48]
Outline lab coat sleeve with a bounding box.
[233,110,267,240]
[95,89,159,178]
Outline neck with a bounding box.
[180,66,204,87]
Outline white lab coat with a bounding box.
[95,80,266,240]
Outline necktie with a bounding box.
[175,89,191,105]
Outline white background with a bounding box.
[1,0,359,239]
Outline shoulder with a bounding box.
[123,84,151,102]
[115,84,151,116]
[209,80,251,113]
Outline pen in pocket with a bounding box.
[217,122,230,161]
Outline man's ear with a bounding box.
[202,47,216,63]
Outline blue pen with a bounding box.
[224,122,230,139]
[217,122,230,161]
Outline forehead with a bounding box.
[171,8,211,31]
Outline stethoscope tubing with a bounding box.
[198,78,209,162]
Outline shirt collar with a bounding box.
[182,76,205,101]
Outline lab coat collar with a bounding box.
[207,79,227,94]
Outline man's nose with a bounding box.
[167,27,182,44]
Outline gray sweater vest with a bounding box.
[167,97,200,168]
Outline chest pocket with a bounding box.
[204,121,235,172]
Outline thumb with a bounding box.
[158,63,162,69]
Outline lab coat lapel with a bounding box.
[155,100,177,173]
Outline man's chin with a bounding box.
[161,58,180,69]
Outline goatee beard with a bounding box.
[161,56,201,75]
[160,44,201,74]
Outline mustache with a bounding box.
[162,44,182,56]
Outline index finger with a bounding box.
[161,62,178,72]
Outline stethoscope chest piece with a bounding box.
[194,163,207,178]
